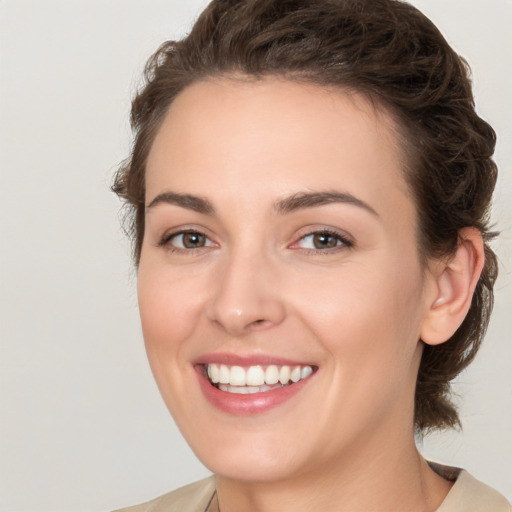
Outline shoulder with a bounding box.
[112,476,216,512]
[434,465,511,512]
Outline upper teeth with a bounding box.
[206,364,314,387]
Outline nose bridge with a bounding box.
[207,242,285,335]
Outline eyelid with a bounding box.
[158,227,217,251]
[155,225,353,253]
[289,226,354,251]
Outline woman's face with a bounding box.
[138,78,437,482]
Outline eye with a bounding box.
[162,230,215,250]
[295,230,352,251]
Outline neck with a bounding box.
[215,422,452,512]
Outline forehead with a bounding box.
[145,77,414,222]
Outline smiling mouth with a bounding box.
[203,363,316,394]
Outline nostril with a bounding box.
[250,319,270,330]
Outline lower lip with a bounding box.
[196,368,313,416]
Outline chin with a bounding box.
[204,452,304,483]
[184,426,308,483]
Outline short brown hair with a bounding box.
[113,0,498,433]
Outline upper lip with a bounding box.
[193,352,316,367]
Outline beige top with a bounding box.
[114,466,511,512]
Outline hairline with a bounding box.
[139,71,427,263]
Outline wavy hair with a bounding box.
[113,0,498,433]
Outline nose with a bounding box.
[206,249,286,336]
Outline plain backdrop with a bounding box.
[0,1,510,511]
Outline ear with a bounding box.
[420,227,485,346]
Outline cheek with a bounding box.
[136,261,210,429]
[137,261,204,365]
[294,256,423,338]
[290,256,425,389]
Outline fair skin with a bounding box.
[138,77,484,512]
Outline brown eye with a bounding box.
[181,232,206,248]
[296,230,352,251]
[312,232,338,249]
[166,231,213,250]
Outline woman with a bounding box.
[112,0,510,510]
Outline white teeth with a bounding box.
[290,366,301,383]
[265,365,280,385]
[246,366,265,386]
[206,363,314,390]
[218,384,273,394]
[230,366,246,386]
[279,366,290,384]
[219,364,230,384]
[207,364,219,383]
[301,366,313,379]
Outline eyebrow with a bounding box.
[146,192,215,215]
[146,190,378,217]
[274,191,379,217]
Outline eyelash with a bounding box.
[158,229,213,253]
[158,228,354,254]
[292,229,354,253]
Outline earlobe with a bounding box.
[420,227,485,346]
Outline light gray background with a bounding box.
[0,1,510,511]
